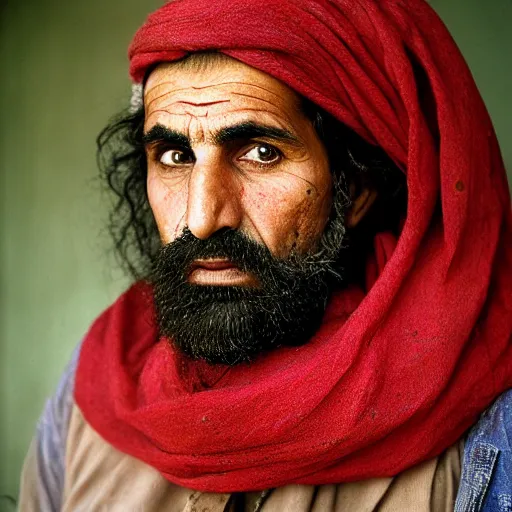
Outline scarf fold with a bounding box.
[75,0,512,492]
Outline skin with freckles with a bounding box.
[144,56,333,285]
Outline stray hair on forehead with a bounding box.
[167,50,234,71]
[142,51,240,89]
[100,51,407,280]
[131,52,231,111]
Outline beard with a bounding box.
[151,208,348,366]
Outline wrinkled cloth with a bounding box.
[59,405,461,512]
[19,348,512,511]
[76,0,512,493]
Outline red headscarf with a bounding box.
[75,0,512,492]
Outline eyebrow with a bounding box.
[214,121,301,146]
[143,125,191,148]
[142,121,301,148]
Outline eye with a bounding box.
[159,148,194,167]
[239,144,281,165]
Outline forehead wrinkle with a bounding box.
[179,100,231,107]
[151,96,291,122]
[144,82,224,106]
[144,83,210,110]
[147,100,232,118]
[231,91,277,109]
[230,93,299,128]
[202,81,294,102]
[144,109,192,128]
[148,106,298,129]
[145,85,187,110]
[148,80,287,97]
[146,93,239,113]
[145,80,291,110]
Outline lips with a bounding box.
[188,259,258,286]
[190,259,238,271]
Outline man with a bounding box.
[19,0,512,510]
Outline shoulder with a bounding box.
[456,390,512,512]
[472,389,512,444]
[19,345,81,512]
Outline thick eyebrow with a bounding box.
[213,121,301,146]
[143,121,301,149]
[143,125,191,149]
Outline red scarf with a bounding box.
[75,0,512,492]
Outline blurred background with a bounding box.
[0,0,510,503]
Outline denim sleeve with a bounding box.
[455,389,512,512]
[18,346,80,512]
[480,390,512,511]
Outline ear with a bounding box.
[345,185,378,228]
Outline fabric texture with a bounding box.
[455,390,512,511]
[75,0,512,493]
[62,403,462,512]
[19,356,512,511]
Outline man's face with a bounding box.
[143,55,343,365]
[144,56,332,269]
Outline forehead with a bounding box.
[143,56,305,132]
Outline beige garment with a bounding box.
[18,440,40,512]
[57,405,462,511]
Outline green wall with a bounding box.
[0,0,163,503]
[430,0,512,177]
[0,0,510,503]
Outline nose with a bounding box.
[186,156,243,239]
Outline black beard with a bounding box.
[151,223,348,366]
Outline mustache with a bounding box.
[153,228,285,278]
[152,226,345,287]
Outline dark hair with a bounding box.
[97,95,406,281]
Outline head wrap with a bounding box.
[75,0,512,492]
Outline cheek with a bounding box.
[243,179,332,256]
[147,171,189,244]
[293,193,332,250]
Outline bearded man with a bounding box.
[19,0,512,510]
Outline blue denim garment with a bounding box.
[456,389,512,512]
